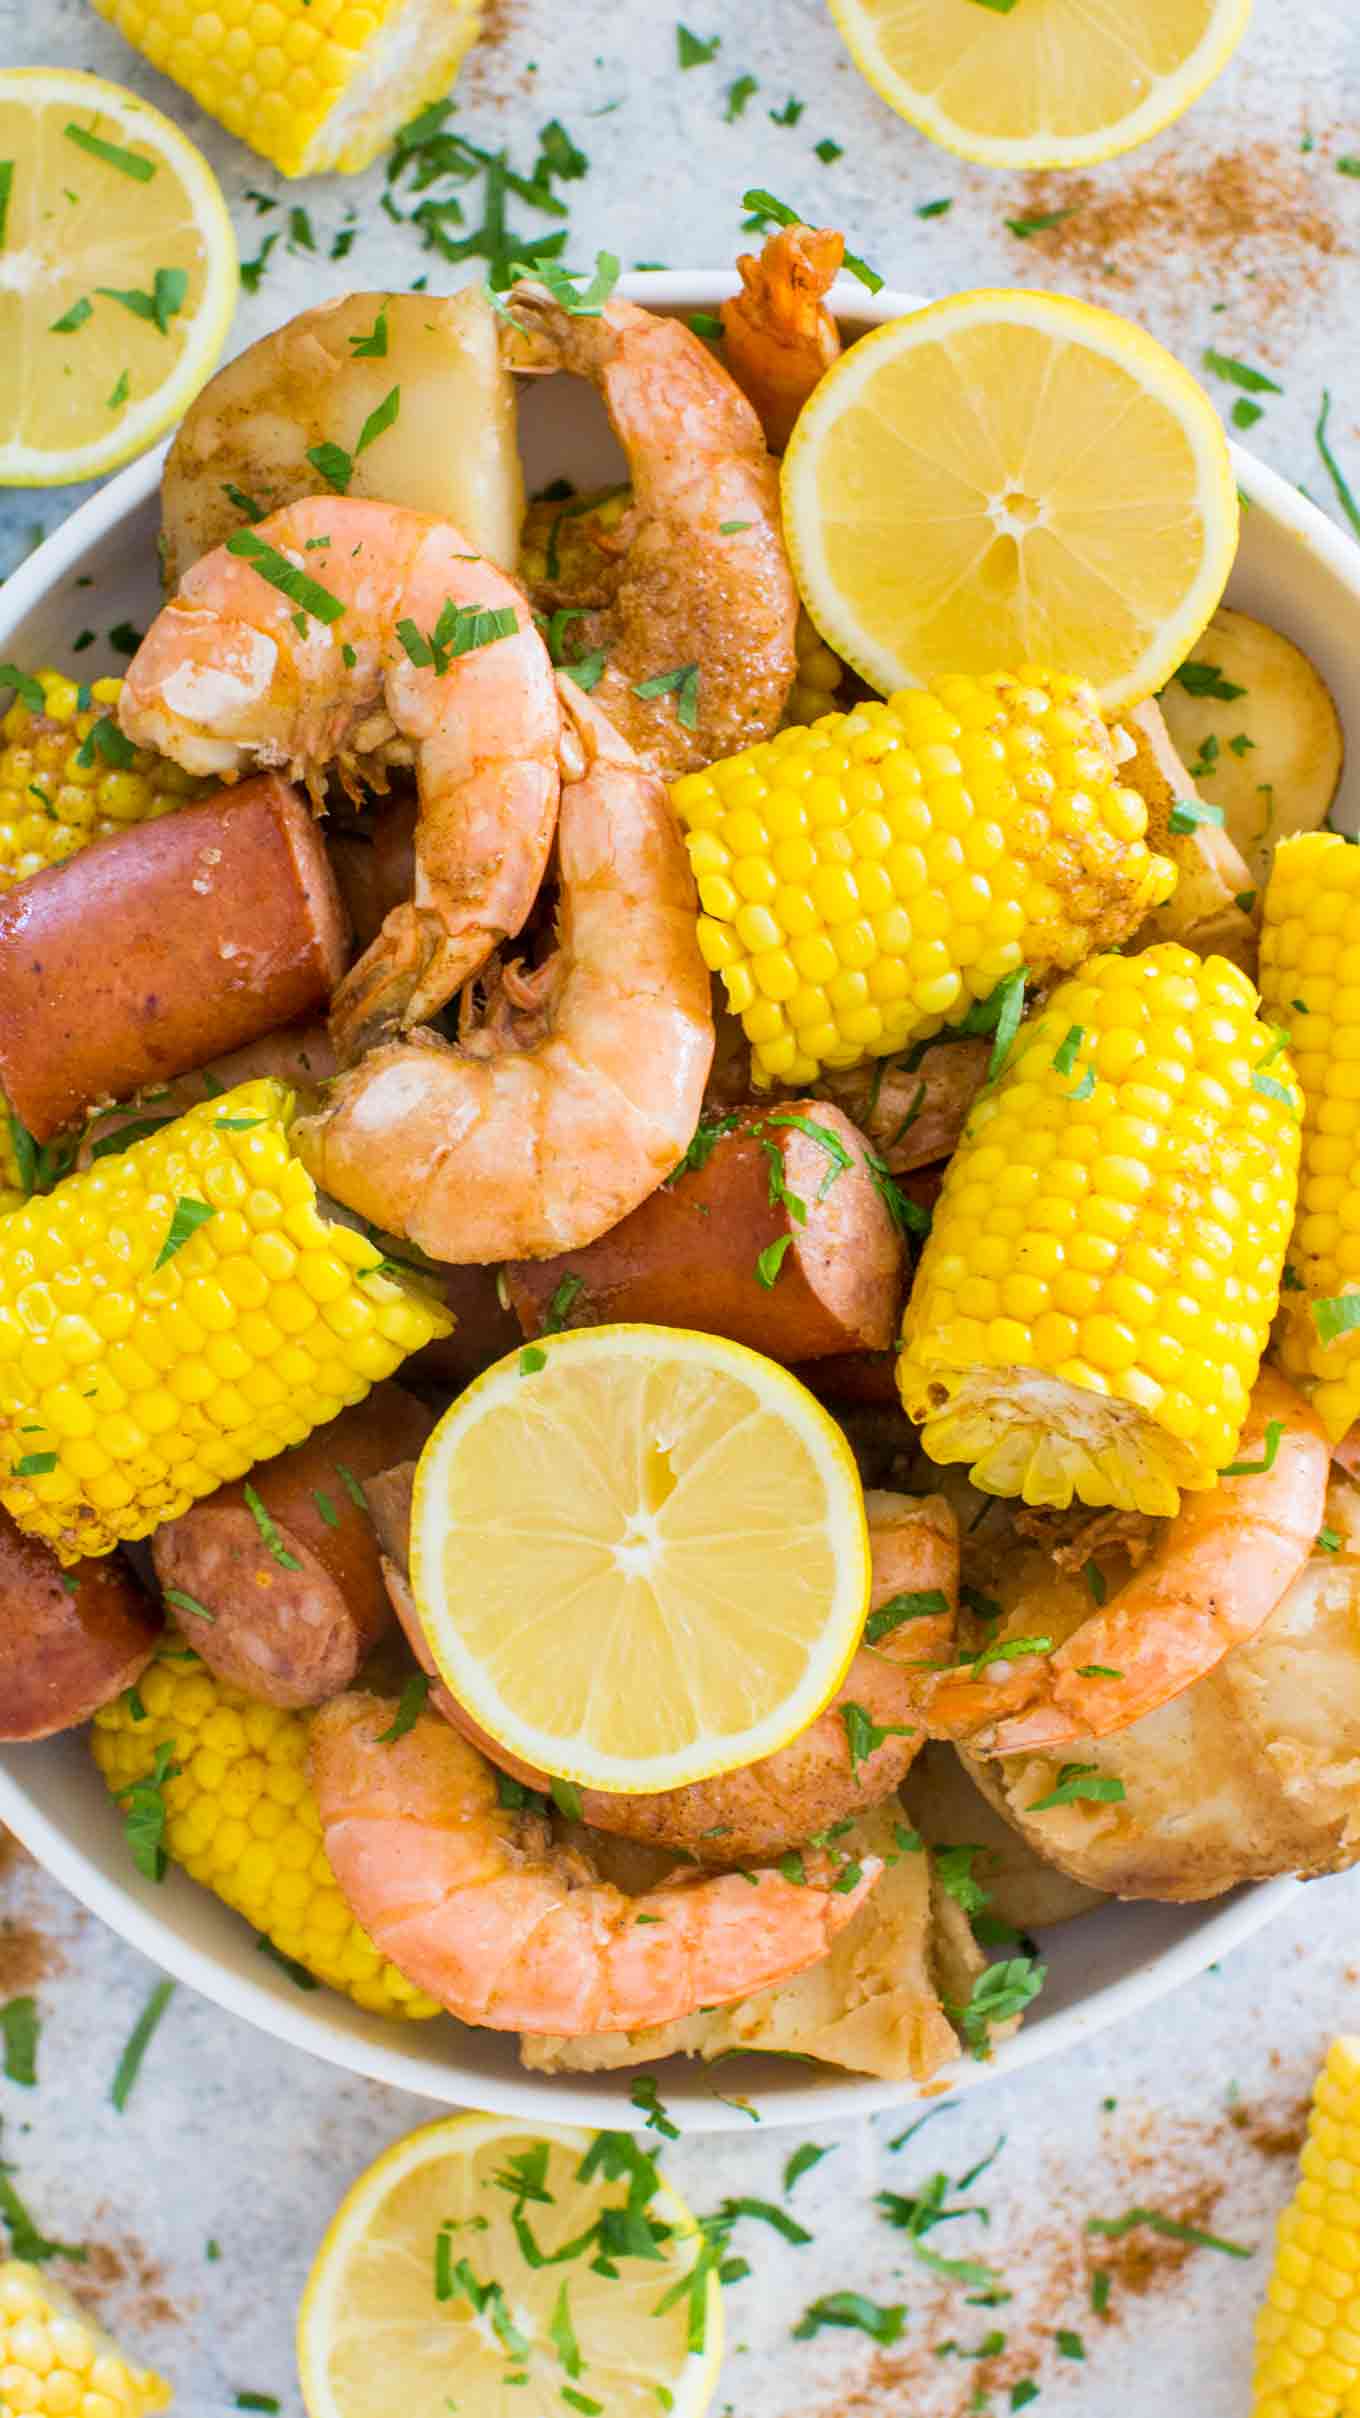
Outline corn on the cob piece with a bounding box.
[673,668,1177,1089]
[1259,834,1360,1443]
[0,670,202,893]
[91,0,482,178]
[898,942,1301,1516]
[92,1645,439,2019]
[1253,2035,1360,2418]
[0,2260,172,2416]
[783,608,846,727]
[0,1078,450,1563]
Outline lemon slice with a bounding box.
[827,0,1252,169]
[297,2113,723,2418]
[0,68,237,487]
[409,1325,870,1793]
[783,287,1237,714]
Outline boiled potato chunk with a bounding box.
[161,288,523,585]
[1160,607,1344,886]
[1120,697,1256,972]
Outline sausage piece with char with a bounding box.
[0,1517,160,1739]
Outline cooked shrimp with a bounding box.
[721,223,845,453]
[293,681,714,1261]
[507,285,798,776]
[922,1370,1328,1755]
[117,497,561,1062]
[369,1475,956,1860]
[309,1695,880,2034]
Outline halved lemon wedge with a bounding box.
[297,2113,722,2418]
[0,68,237,486]
[827,0,1252,170]
[782,287,1238,713]
[409,1325,870,1794]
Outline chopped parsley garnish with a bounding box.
[629,2075,680,2139]
[725,74,758,120]
[917,196,953,217]
[111,1739,180,1882]
[1221,1417,1283,1476]
[243,1483,302,1572]
[0,164,11,251]
[769,97,805,126]
[1091,2267,1111,2314]
[815,137,843,162]
[632,659,700,728]
[111,1977,175,2111]
[689,311,724,338]
[549,1776,583,1821]
[784,2142,829,2192]
[669,1110,741,1181]
[533,118,588,184]
[677,23,720,64]
[1051,1024,1083,1075]
[287,204,315,251]
[958,1632,1052,1677]
[239,233,278,293]
[75,713,135,769]
[864,1587,948,1645]
[1318,1526,1342,1553]
[397,600,517,673]
[162,1587,216,1625]
[497,250,621,317]
[226,528,345,623]
[50,295,92,333]
[1314,1293,1360,1345]
[306,385,401,493]
[948,1955,1046,2056]
[543,1273,585,1333]
[63,122,155,180]
[0,665,43,714]
[153,1195,216,1269]
[0,1998,38,2087]
[741,187,882,291]
[97,265,188,334]
[11,1451,55,1479]
[0,2169,86,2266]
[1084,1559,1107,1605]
[1086,2206,1253,2258]
[519,1344,547,1375]
[839,1699,914,1774]
[1029,1763,1127,1811]
[933,1842,991,1915]
[1168,794,1225,832]
[377,1673,431,1743]
[385,102,571,290]
[350,304,389,359]
[1006,207,1079,238]
[312,1487,340,1529]
[1173,658,1246,700]
[1203,348,1282,396]
[221,480,265,522]
[793,2292,905,2344]
[1057,2329,1086,2359]
[1316,390,1360,541]
[763,1109,853,1193]
[1233,398,1264,431]
[756,1234,793,1287]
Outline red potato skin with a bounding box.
[0,775,350,1141]
[0,1516,160,1739]
[505,1098,905,1361]
[151,1385,435,1708]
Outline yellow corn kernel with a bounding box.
[0,2262,171,2415]
[1254,2038,1360,2417]
[92,1645,438,2020]
[782,608,847,726]
[673,668,1177,1088]
[90,0,482,178]
[0,670,202,892]
[898,942,1301,1515]
[1260,835,1360,1442]
[0,1079,450,1561]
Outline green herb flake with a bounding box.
[1006,207,1079,238]
[1316,391,1360,541]
[725,75,758,120]
[783,2142,829,2193]
[1057,2330,1085,2360]
[375,1673,431,1744]
[1029,1763,1127,1812]
[1316,1293,1360,1345]
[1168,794,1226,832]
[677,24,721,65]
[864,1587,948,1646]
[1085,2206,1253,2258]
[0,1998,39,2087]
[916,197,953,217]
[0,163,12,251]
[234,2396,281,2413]
[63,122,155,181]
[153,1195,216,1270]
[74,714,136,770]
[1221,1417,1284,1476]
[1318,1526,1342,1553]
[0,2170,86,2266]
[96,265,188,335]
[632,659,700,728]
[50,296,92,334]
[630,2075,680,2139]
[1091,2268,1111,2314]
[11,1452,56,1479]
[740,186,882,291]
[793,2291,905,2344]
[162,1587,216,1626]
[1203,348,1282,397]
[770,97,804,126]
[111,1977,175,2111]
[689,311,723,338]
[111,1738,180,1882]
[755,1234,793,1288]
[1011,2386,1040,2411]
[815,137,843,162]
[1233,398,1264,431]
[242,1482,302,1572]
[948,1956,1046,2056]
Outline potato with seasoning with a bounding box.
[1159,608,1345,886]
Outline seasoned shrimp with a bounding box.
[721,223,845,454]
[922,1370,1328,1755]
[374,1479,956,1862]
[507,285,797,775]
[310,1696,880,2034]
[117,497,561,1062]
[294,681,714,1261]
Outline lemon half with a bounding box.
[0,68,237,486]
[409,1325,871,1794]
[297,2113,722,2418]
[782,287,1238,713]
[828,0,1252,170]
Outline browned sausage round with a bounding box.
[327,797,416,953]
[0,774,350,1141]
[0,1517,159,1739]
[151,1385,434,1708]
[505,1098,905,1361]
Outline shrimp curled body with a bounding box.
[720,224,845,454]
[294,682,714,1262]
[509,287,798,776]
[118,497,562,1062]
[310,1697,880,2035]
[925,1369,1328,1756]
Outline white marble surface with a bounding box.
[2,1,1360,2411]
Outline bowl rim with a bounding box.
[0,269,1340,2131]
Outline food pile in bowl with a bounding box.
[0,216,1353,2097]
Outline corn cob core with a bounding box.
[0,2259,172,2414]
[673,669,1177,1089]
[91,0,482,178]
[92,1647,439,2019]
[0,1078,450,1562]
[0,671,202,892]
[898,943,1301,1516]
[1253,2035,1360,2418]
[1260,834,1360,1442]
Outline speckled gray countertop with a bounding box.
[1,2,1360,2411]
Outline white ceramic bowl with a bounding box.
[0,272,1351,2133]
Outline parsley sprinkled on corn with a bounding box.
[673,670,1176,1088]
[0,668,201,890]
